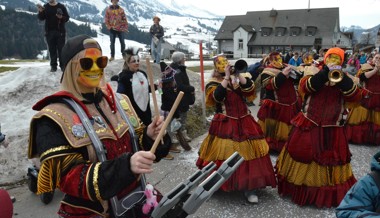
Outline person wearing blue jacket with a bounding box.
[336,151,380,217]
[288,52,303,66]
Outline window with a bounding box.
[305,26,317,36]
[261,27,273,37]
[289,26,302,36]
[238,39,243,50]
[275,27,286,36]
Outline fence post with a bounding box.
[199,41,206,126]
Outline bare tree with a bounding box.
[361,32,371,45]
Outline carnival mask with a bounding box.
[270,55,283,68]
[325,54,341,66]
[214,55,228,73]
[303,55,314,65]
[77,48,106,89]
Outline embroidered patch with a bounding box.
[120,99,131,112]
[72,124,86,138]
[130,116,138,128]
[72,114,86,138]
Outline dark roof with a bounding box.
[215,8,340,46]
[232,25,255,33]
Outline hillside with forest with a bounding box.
[0,8,96,59]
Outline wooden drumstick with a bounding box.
[145,58,160,119]
[150,91,184,154]
[146,58,163,143]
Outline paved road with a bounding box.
[8,102,379,218]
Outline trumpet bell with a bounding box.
[328,69,343,83]
[233,59,248,74]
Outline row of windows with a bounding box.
[261,26,318,37]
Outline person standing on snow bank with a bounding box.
[149,16,164,64]
[104,0,128,61]
[37,0,69,72]
[28,35,170,217]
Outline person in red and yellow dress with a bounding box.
[28,35,169,218]
[275,47,364,208]
[346,53,380,145]
[257,52,302,153]
[196,54,276,203]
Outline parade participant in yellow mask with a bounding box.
[257,51,301,152]
[28,35,170,218]
[275,47,364,208]
[214,55,229,73]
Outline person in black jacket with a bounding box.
[170,52,195,142]
[37,0,69,72]
[116,48,153,126]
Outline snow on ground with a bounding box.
[0,29,261,184]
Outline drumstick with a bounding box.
[150,91,184,154]
[145,58,164,144]
[146,58,160,120]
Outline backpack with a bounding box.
[247,61,262,82]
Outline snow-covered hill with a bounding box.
[0,0,223,58]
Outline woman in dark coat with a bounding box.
[117,48,153,126]
[169,51,195,141]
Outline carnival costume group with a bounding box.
[26,30,380,217]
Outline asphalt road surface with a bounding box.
[7,102,379,218]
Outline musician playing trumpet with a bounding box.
[196,54,276,203]
[346,53,380,145]
[257,52,302,153]
[276,47,365,208]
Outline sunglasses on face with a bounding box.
[79,56,108,70]
[129,58,140,63]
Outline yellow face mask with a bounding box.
[271,55,283,68]
[214,56,228,73]
[325,54,341,66]
[303,55,314,65]
[77,48,105,89]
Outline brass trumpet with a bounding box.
[328,65,343,83]
[230,59,248,74]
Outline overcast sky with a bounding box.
[179,0,380,29]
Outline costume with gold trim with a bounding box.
[275,65,364,208]
[196,76,277,191]
[257,66,302,152]
[346,63,380,145]
[28,87,169,217]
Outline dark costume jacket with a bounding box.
[117,69,153,126]
[259,67,301,122]
[28,87,169,217]
[359,66,380,111]
[38,3,69,34]
[170,63,195,113]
